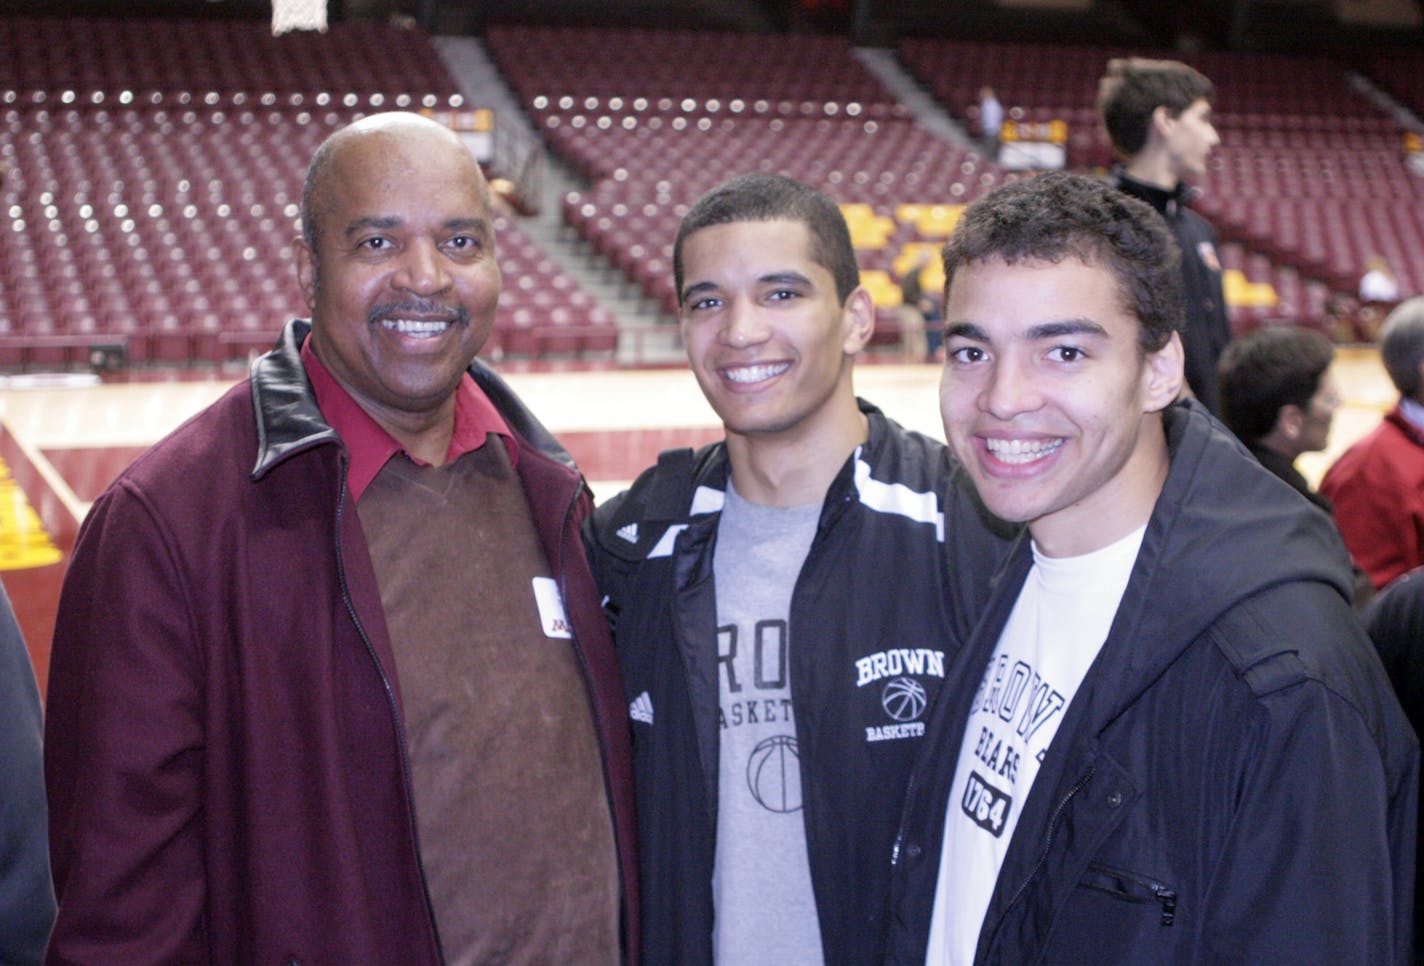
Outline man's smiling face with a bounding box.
[678,218,864,444]
[296,118,500,434]
[939,254,1182,556]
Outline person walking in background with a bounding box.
[1322,296,1424,593]
[977,86,1004,162]
[1099,57,1232,415]
[43,112,638,964]
[899,248,932,362]
[586,173,1007,965]
[0,582,54,964]
[884,171,1416,964]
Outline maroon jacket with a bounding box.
[1321,404,1424,591]
[44,320,639,964]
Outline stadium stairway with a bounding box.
[852,47,973,150]
[1347,69,1424,136]
[435,35,682,366]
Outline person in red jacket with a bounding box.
[43,112,638,964]
[1322,296,1424,592]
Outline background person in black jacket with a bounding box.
[1099,57,1233,415]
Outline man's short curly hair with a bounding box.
[941,171,1185,352]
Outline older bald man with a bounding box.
[44,112,638,964]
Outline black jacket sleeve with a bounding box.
[0,581,56,964]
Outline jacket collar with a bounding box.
[250,319,579,480]
[1385,403,1424,449]
[1110,166,1198,217]
[1068,400,1351,726]
[249,320,341,479]
[676,397,891,521]
[977,400,1352,737]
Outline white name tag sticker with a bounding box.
[532,577,573,639]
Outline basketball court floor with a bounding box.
[0,346,1397,697]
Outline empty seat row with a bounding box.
[0,20,623,370]
[2,17,459,98]
[487,25,900,117]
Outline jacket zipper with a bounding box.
[1081,865,1178,926]
[890,771,917,866]
[332,459,444,963]
[1155,884,1178,926]
[890,657,963,867]
[983,766,1095,960]
[1137,878,1178,926]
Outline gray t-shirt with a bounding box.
[710,481,826,965]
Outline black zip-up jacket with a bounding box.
[885,400,1419,964]
[1111,169,1233,415]
[585,402,1010,965]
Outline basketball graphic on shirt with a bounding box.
[882,676,928,722]
[746,734,803,813]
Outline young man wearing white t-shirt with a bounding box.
[882,172,1417,964]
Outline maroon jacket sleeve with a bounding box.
[44,480,208,964]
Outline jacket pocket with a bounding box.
[1079,863,1178,927]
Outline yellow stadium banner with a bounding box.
[0,457,63,571]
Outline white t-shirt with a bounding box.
[924,526,1146,965]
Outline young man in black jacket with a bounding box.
[586,173,1005,965]
[886,171,1416,964]
[1099,57,1233,415]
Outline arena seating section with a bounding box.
[493,26,1420,343]
[2,18,1421,368]
[0,16,614,368]
[488,24,1024,343]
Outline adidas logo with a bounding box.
[616,522,639,544]
[629,691,654,725]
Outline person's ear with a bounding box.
[1143,331,1185,412]
[294,235,318,311]
[841,286,876,355]
[1150,105,1175,140]
[1275,403,1306,441]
